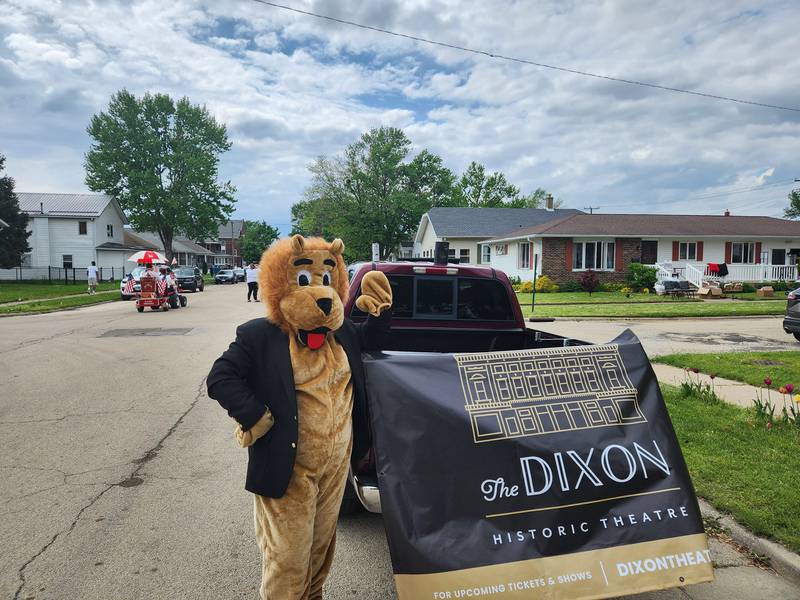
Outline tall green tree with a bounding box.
[293,127,458,261]
[521,187,562,208]
[454,161,522,207]
[0,154,31,268]
[85,90,236,260]
[784,189,800,219]
[240,220,280,263]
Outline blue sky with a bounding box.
[1,0,799,234]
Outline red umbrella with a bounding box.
[127,250,168,264]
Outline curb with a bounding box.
[698,498,800,586]
[0,298,120,317]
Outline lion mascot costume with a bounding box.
[207,234,392,599]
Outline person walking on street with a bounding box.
[246,262,259,302]
[86,261,99,295]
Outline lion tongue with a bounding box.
[307,332,326,350]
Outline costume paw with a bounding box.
[355,271,393,316]
[235,409,274,448]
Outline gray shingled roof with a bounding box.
[126,231,213,255]
[425,207,582,237]
[218,219,244,239]
[491,213,800,239]
[17,192,117,218]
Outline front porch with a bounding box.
[652,262,798,288]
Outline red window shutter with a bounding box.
[755,242,762,264]
[724,242,732,264]
[696,241,704,261]
[672,241,679,261]
[530,243,535,272]
[615,238,624,272]
[565,239,573,270]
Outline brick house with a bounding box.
[482,212,800,286]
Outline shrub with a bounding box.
[742,282,756,293]
[518,280,534,293]
[626,263,658,291]
[578,270,600,295]
[600,282,626,292]
[535,275,559,293]
[558,281,583,292]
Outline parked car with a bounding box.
[233,267,246,282]
[174,266,204,292]
[120,266,147,300]
[339,260,589,514]
[782,286,800,342]
[214,269,237,284]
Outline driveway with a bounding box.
[0,287,797,599]
[529,315,795,356]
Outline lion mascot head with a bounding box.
[258,234,348,350]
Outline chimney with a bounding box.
[724,209,730,216]
[433,241,450,265]
[545,194,554,211]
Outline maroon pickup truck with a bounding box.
[341,260,586,514]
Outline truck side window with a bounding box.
[351,274,413,318]
[457,278,514,320]
[415,278,455,317]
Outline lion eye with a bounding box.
[297,270,312,286]
[322,271,331,286]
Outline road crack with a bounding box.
[12,377,207,600]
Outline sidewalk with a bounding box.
[653,363,757,409]
[0,289,118,307]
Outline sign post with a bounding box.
[372,242,380,262]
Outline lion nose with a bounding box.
[316,297,332,316]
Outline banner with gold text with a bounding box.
[364,330,713,599]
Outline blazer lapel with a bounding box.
[269,325,295,402]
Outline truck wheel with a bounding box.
[794,332,800,343]
[180,296,187,307]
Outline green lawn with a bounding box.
[723,292,787,302]
[516,291,697,305]
[0,292,120,314]
[0,281,118,304]
[655,352,800,388]
[663,385,800,552]
[522,300,785,318]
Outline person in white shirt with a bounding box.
[246,262,260,302]
[86,261,99,295]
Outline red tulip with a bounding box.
[786,383,795,394]
[764,377,772,387]
[766,422,773,430]
[691,368,699,374]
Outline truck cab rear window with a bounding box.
[351,274,513,321]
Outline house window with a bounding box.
[731,242,755,264]
[62,255,73,269]
[447,249,456,260]
[494,244,508,256]
[78,221,87,235]
[519,242,531,269]
[481,245,491,264]
[107,224,114,238]
[459,249,470,263]
[679,242,696,260]
[573,241,615,271]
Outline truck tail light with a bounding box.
[413,266,457,275]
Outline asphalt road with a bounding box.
[1,286,796,599]
[0,284,393,600]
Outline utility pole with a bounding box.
[584,206,600,214]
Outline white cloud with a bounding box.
[0,0,799,232]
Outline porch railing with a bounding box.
[704,264,797,282]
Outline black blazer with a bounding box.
[207,310,391,498]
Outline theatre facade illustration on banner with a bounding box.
[456,345,646,443]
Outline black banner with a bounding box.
[365,330,713,599]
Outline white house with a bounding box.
[413,206,581,264]
[481,212,800,285]
[17,192,138,276]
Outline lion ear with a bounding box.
[290,234,305,254]
[330,238,344,256]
